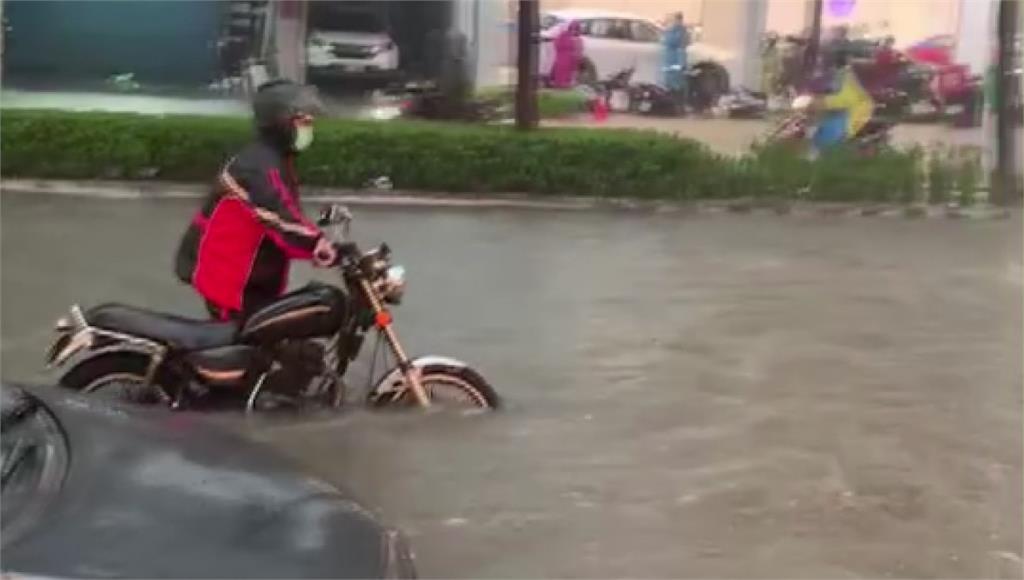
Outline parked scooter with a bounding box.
[582,64,726,118]
[584,67,637,112]
[396,80,505,123]
[628,65,725,116]
[627,68,684,116]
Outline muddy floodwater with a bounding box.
[2,194,1021,578]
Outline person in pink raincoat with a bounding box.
[550,21,583,88]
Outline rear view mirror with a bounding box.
[318,204,353,240]
[318,203,353,227]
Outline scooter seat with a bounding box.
[87,304,238,351]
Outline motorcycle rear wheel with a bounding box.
[367,364,500,410]
[58,352,167,405]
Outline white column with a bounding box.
[766,0,813,36]
[742,0,769,90]
[700,0,768,89]
[451,0,510,90]
[955,0,996,75]
[472,0,509,88]
[272,0,307,84]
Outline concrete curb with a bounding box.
[0,179,1013,220]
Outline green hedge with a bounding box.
[477,87,591,119]
[1,109,933,202]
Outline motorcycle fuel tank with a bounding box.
[240,283,348,344]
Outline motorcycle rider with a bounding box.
[662,12,690,111]
[175,79,341,321]
[809,49,875,153]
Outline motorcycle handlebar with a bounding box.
[334,241,362,266]
[330,241,394,279]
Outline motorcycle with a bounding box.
[45,205,501,413]
[851,57,932,120]
[766,93,892,157]
[584,67,682,117]
[585,67,637,113]
[625,70,682,117]
[396,80,505,123]
[627,65,724,117]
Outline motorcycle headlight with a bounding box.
[386,265,406,284]
[382,265,406,304]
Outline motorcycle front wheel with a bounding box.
[367,363,500,410]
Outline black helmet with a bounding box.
[252,79,323,129]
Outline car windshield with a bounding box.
[540,14,563,30]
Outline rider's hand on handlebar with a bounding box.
[314,238,360,268]
[313,237,339,268]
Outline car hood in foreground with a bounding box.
[1,385,414,579]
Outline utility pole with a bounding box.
[993,0,1022,205]
[0,0,6,84]
[515,0,539,130]
[802,0,824,86]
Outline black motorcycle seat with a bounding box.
[87,304,238,351]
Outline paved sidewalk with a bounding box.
[547,114,994,156]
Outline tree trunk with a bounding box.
[993,0,1022,205]
[802,0,823,88]
[515,0,539,130]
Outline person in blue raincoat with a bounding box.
[662,12,690,106]
[810,50,874,154]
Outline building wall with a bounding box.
[814,0,994,74]
[542,0,703,25]
[540,0,766,88]
[766,0,812,35]
[819,0,959,47]
[545,0,975,50]
[3,0,223,84]
[467,0,996,91]
[764,0,960,42]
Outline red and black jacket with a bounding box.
[175,138,321,317]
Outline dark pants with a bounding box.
[204,288,278,322]
[204,294,322,396]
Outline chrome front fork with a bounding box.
[358,279,431,408]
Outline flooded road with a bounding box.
[2,194,1021,578]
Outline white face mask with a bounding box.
[293,125,314,151]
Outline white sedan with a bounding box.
[306,10,399,75]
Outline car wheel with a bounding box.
[691,63,729,111]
